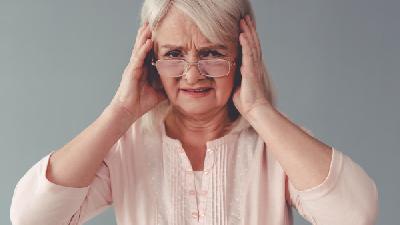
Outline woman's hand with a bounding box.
[233,15,272,119]
[109,22,166,122]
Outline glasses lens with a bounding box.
[156,60,185,77]
[199,59,230,77]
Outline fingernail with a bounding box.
[241,18,246,26]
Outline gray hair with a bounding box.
[138,0,277,132]
[141,0,253,44]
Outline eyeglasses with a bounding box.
[151,58,236,78]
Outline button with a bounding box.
[192,212,198,218]
[188,190,196,195]
[206,149,213,153]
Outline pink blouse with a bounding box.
[10,102,379,225]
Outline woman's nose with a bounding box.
[183,64,206,84]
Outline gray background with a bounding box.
[1,0,399,224]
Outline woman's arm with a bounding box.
[235,15,332,190]
[44,20,163,189]
[286,148,379,225]
[46,103,133,188]
[10,100,138,225]
[246,103,332,190]
[235,15,378,223]
[10,21,163,224]
[9,102,133,225]
[10,150,114,225]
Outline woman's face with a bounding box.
[152,7,238,116]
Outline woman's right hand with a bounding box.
[109,22,166,122]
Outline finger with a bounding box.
[132,23,150,57]
[131,37,152,65]
[133,23,151,53]
[240,18,255,50]
[131,23,147,54]
[243,16,258,51]
[239,32,256,76]
[137,38,153,62]
[240,18,260,61]
[245,15,257,32]
[130,39,153,80]
[134,22,148,47]
[245,15,262,59]
[136,24,152,50]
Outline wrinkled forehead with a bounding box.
[152,7,236,53]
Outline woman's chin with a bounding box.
[174,103,218,116]
[183,107,213,115]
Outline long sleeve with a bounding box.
[287,147,379,225]
[10,149,114,225]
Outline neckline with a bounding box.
[160,119,230,149]
[155,100,252,150]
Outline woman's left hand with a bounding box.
[233,15,272,119]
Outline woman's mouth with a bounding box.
[180,87,213,97]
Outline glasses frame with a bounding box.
[151,58,237,78]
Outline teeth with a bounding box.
[185,88,209,92]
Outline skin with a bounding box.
[46,7,332,191]
[152,7,238,170]
[234,15,333,190]
[149,8,332,190]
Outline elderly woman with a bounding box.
[10,0,378,225]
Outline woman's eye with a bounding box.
[200,50,224,58]
[164,50,182,58]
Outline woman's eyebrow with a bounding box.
[160,44,227,51]
[199,44,228,51]
[160,44,184,51]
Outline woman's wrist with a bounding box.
[104,101,138,128]
[243,101,275,123]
